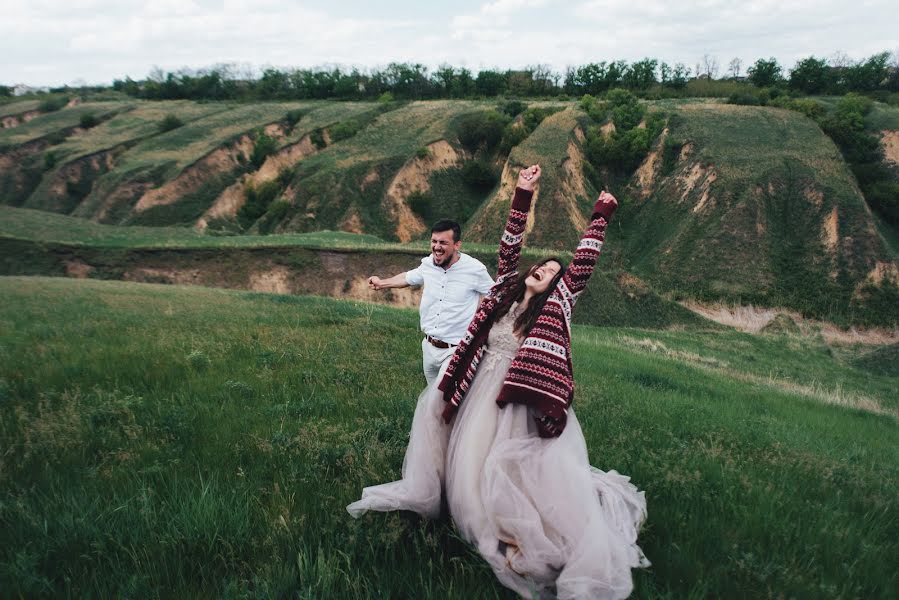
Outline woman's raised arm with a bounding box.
[496,165,541,282]
[560,190,618,297]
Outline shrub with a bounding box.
[378,91,395,104]
[605,88,645,130]
[310,128,327,149]
[408,191,432,219]
[500,99,526,117]
[79,113,98,129]
[250,133,278,169]
[266,200,291,222]
[461,159,498,191]
[330,120,361,142]
[276,167,293,188]
[285,109,308,127]
[238,180,282,228]
[728,91,762,106]
[499,123,529,153]
[661,137,685,176]
[586,126,653,174]
[38,96,68,112]
[415,146,430,160]
[158,113,184,132]
[456,111,509,154]
[43,151,58,171]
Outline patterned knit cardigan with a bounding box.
[438,186,616,437]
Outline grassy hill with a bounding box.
[615,102,898,325]
[1,97,897,326]
[0,277,895,598]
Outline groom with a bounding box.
[368,219,494,385]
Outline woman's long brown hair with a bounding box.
[493,257,567,337]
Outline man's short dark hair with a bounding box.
[431,219,461,242]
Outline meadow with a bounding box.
[1,276,896,598]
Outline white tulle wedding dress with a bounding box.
[348,305,649,599]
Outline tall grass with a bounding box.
[1,277,896,598]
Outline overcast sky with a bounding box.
[3,0,898,86]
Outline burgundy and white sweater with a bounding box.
[438,186,616,437]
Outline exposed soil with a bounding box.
[134,134,255,212]
[822,206,839,252]
[383,139,464,242]
[680,300,898,345]
[677,162,717,212]
[633,128,668,198]
[198,133,319,229]
[880,130,899,165]
[337,208,365,234]
[557,140,589,232]
[1,110,41,129]
[41,150,117,212]
[804,187,825,207]
[600,121,616,137]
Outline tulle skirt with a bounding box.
[347,349,648,599]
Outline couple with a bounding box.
[349,165,648,599]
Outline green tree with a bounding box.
[789,57,832,93]
[747,58,784,88]
[475,70,506,96]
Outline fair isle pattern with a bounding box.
[439,188,534,412]
[439,188,616,437]
[521,337,567,360]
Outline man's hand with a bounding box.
[368,276,383,291]
[517,164,541,191]
[598,190,618,208]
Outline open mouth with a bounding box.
[533,271,543,282]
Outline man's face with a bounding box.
[431,229,461,267]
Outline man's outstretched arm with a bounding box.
[368,273,412,290]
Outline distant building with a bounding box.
[13,84,50,96]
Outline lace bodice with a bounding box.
[485,302,524,359]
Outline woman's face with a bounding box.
[524,260,562,295]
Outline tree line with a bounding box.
[106,53,899,102]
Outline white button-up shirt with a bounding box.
[406,252,494,345]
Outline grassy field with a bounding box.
[1,277,896,598]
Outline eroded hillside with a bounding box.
[1,97,897,326]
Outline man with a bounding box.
[368,219,494,385]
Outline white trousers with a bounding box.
[421,338,455,387]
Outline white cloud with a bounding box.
[1,0,897,85]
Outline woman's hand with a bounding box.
[517,164,541,191]
[598,190,618,208]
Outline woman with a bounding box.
[348,165,648,599]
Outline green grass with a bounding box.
[866,102,899,131]
[0,277,895,598]
[0,102,129,150]
[0,99,43,118]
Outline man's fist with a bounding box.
[368,276,383,290]
[517,164,541,191]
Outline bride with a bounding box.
[348,164,648,599]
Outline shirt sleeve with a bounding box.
[474,265,495,294]
[405,265,425,286]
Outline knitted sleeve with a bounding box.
[496,187,533,282]
[559,196,617,298]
